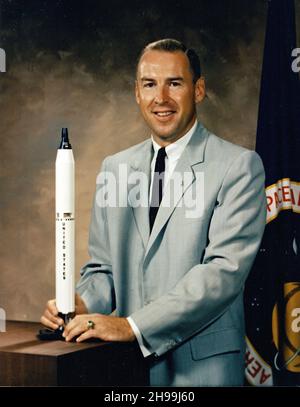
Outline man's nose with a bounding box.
[154,85,169,104]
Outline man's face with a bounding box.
[135,50,205,145]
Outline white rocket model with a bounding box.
[55,128,75,324]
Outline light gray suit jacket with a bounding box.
[76,122,266,386]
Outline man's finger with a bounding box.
[45,309,64,326]
[40,315,59,330]
[76,329,96,343]
[64,322,86,342]
[63,315,81,337]
[47,299,58,316]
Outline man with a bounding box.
[41,39,266,386]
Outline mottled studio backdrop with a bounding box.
[0,0,299,321]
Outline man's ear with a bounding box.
[135,80,140,105]
[194,77,206,104]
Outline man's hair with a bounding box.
[137,38,201,83]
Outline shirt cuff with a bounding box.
[127,316,152,357]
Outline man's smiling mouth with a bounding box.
[153,110,176,117]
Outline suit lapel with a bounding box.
[128,139,153,249]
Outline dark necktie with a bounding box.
[149,147,166,232]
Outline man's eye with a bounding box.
[170,82,181,87]
[143,82,155,88]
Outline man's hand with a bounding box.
[62,313,136,343]
[40,293,88,330]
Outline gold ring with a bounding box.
[86,320,95,330]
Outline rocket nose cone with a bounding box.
[62,128,69,143]
[59,128,72,149]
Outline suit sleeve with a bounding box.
[129,150,266,357]
[76,157,116,314]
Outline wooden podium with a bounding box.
[0,321,149,386]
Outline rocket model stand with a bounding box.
[38,128,75,340]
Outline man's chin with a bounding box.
[151,126,178,140]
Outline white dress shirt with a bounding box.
[127,120,198,357]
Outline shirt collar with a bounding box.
[151,119,197,161]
